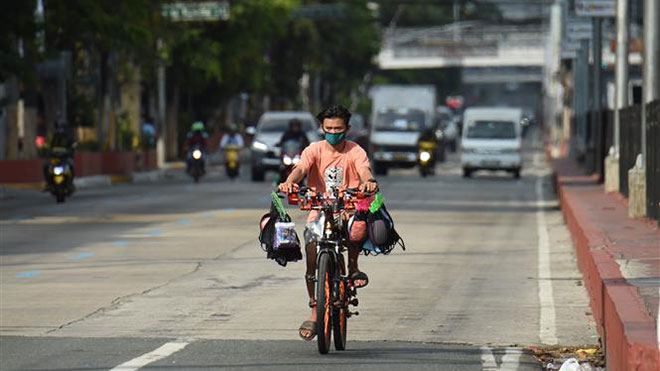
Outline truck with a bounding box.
[369,85,437,175]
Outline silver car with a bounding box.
[250,111,320,182]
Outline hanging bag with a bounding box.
[258,192,302,266]
[362,193,406,255]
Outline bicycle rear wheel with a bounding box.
[333,254,347,350]
[316,253,332,354]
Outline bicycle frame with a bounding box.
[286,187,365,353]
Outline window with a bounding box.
[467,120,516,139]
[374,109,426,132]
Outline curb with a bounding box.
[553,170,660,371]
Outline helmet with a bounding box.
[289,119,302,130]
[191,121,205,132]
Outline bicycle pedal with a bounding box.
[349,298,359,307]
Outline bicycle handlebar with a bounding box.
[278,187,375,211]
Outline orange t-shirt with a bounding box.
[296,140,370,193]
[295,140,371,222]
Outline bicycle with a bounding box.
[283,186,371,354]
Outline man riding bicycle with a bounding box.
[278,105,378,341]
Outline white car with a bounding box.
[460,107,523,178]
[249,111,320,182]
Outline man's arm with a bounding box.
[358,166,378,193]
[354,147,378,193]
[278,167,305,193]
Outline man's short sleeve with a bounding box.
[351,144,371,171]
[294,143,316,174]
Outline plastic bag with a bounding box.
[274,222,298,250]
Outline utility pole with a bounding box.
[642,0,659,163]
[606,0,629,192]
[156,38,166,168]
[592,18,602,177]
[453,0,460,42]
[614,0,629,155]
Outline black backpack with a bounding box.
[363,204,405,256]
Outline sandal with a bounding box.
[349,271,369,288]
[299,300,317,341]
[298,320,316,341]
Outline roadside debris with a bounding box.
[525,346,604,370]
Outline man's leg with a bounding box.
[305,241,316,299]
[347,244,368,287]
[299,241,317,339]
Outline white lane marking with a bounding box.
[536,175,558,345]
[481,347,522,371]
[109,342,189,371]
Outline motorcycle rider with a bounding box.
[418,127,439,168]
[43,121,76,193]
[278,105,378,341]
[185,121,209,174]
[277,118,310,149]
[219,124,244,149]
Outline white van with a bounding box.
[460,107,523,178]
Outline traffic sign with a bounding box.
[566,17,593,40]
[162,1,230,22]
[575,0,615,17]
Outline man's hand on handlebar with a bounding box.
[278,181,300,194]
[359,179,379,193]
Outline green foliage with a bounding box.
[0,1,38,81]
[43,0,152,55]
[116,112,136,151]
[310,1,380,103]
[4,0,382,147]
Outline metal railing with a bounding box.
[618,105,642,197]
[646,100,660,223]
[593,109,614,182]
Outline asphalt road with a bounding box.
[0,127,597,370]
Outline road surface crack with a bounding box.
[46,237,254,334]
[46,261,203,334]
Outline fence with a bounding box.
[593,109,614,182]
[646,100,660,223]
[618,105,642,198]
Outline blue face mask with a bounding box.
[325,131,347,145]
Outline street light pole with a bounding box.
[592,18,602,177]
[642,0,659,164]
[156,38,166,168]
[614,0,629,156]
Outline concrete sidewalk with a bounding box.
[552,157,659,371]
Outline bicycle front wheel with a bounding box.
[316,253,332,354]
[333,254,347,351]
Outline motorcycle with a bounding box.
[278,140,303,182]
[225,144,240,179]
[418,140,437,177]
[46,154,74,203]
[188,144,206,183]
